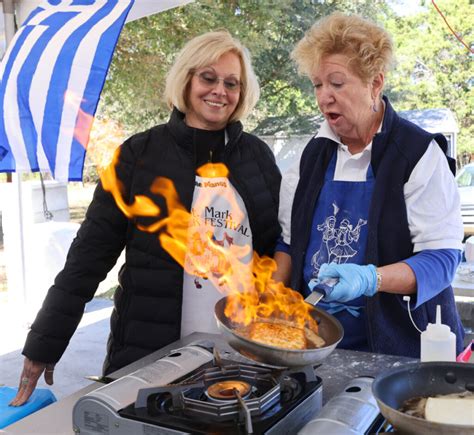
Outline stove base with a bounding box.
[73,344,324,435]
[73,385,322,435]
[119,382,322,435]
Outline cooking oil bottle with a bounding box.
[420,305,456,362]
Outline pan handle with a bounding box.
[308,277,338,299]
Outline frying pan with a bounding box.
[372,361,474,434]
[214,296,344,367]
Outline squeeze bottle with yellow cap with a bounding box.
[420,305,456,362]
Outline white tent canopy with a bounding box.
[2,0,193,24]
[1,0,193,57]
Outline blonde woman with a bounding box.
[275,13,464,357]
[12,30,281,406]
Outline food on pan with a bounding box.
[425,394,474,426]
[400,391,474,426]
[244,322,306,349]
[236,318,325,350]
[305,326,326,349]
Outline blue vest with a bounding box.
[290,96,464,358]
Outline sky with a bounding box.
[389,0,427,16]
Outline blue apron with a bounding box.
[303,154,374,350]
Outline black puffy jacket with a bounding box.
[23,109,281,374]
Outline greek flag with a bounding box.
[0,0,134,181]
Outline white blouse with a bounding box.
[279,119,464,253]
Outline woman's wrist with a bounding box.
[375,268,383,292]
[376,263,417,295]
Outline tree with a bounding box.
[384,0,473,154]
[97,0,388,134]
[95,1,473,158]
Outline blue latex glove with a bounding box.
[317,263,378,303]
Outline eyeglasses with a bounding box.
[194,71,241,92]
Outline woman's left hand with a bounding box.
[9,358,55,406]
[318,263,378,302]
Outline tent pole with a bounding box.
[2,0,28,310]
[3,0,15,44]
[3,0,14,184]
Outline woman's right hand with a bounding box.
[9,357,55,406]
[318,263,378,302]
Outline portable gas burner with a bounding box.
[72,344,322,434]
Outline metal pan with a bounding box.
[372,361,474,434]
[214,296,344,367]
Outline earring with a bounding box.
[372,99,378,113]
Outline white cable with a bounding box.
[403,296,423,333]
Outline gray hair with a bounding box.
[292,12,394,84]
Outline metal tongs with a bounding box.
[304,277,338,306]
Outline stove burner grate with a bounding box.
[159,363,281,421]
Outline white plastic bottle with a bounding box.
[420,305,456,362]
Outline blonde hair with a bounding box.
[165,30,260,122]
[291,12,394,84]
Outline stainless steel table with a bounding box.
[3,332,414,434]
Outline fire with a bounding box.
[65,89,125,170]
[64,90,94,150]
[101,150,160,219]
[66,90,317,334]
[87,117,126,171]
[99,153,317,331]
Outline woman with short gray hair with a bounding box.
[274,12,464,357]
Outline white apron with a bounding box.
[180,175,253,337]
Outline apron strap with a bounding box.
[323,302,364,318]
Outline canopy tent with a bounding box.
[0,0,193,311]
[1,0,193,57]
[2,0,193,25]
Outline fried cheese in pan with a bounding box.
[248,322,307,350]
[239,319,326,350]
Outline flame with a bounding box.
[65,90,125,170]
[101,149,160,219]
[99,151,316,331]
[63,89,317,333]
[64,90,94,150]
[87,117,125,171]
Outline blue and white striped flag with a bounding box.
[0,0,135,181]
